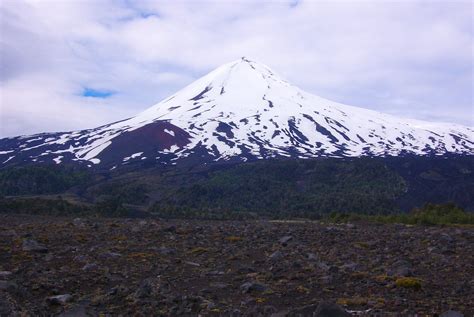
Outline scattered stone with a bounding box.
[287,302,350,317]
[269,250,283,261]
[73,255,87,262]
[440,310,464,317]
[321,274,334,284]
[163,225,177,233]
[206,270,225,276]
[210,282,230,289]
[237,265,256,274]
[82,263,98,271]
[0,271,12,279]
[158,247,176,255]
[185,261,200,267]
[388,259,413,277]
[1,216,472,315]
[134,279,157,299]
[72,218,85,227]
[307,253,319,261]
[0,229,16,237]
[314,302,351,317]
[279,235,293,244]
[58,301,90,317]
[22,239,48,253]
[46,294,73,305]
[100,251,122,259]
[240,282,267,293]
[0,280,17,291]
[440,233,454,243]
[340,262,358,272]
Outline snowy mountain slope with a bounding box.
[1,57,473,168]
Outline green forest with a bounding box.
[0,155,472,222]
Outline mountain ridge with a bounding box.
[1,57,473,168]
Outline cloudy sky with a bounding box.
[0,0,472,137]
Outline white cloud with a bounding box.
[0,0,472,137]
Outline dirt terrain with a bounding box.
[0,215,472,316]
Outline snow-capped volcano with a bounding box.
[1,57,473,168]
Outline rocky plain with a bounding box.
[0,214,472,316]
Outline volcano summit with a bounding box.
[1,58,473,169]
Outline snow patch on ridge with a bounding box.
[123,152,144,162]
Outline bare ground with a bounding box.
[0,215,472,316]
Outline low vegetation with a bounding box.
[0,165,91,196]
[326,203,474,225]
[395,277,423,290]
[0,156,472,222]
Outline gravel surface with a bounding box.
[0,215,472,316]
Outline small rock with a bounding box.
[454,281,471,295]
[317,262,330,271]
[185,261,200,267]
[202,300,216,310]
[440,233,454,243]
[58,301,89,317]
[315,302,350,317]
[135,279,156,299]
[44,253,55,262]
[340,262,359,272]
[22,239,48,253]
[388,260,413,277]
[307,253,319,261]
[0,271,12,280]
[107,285,128,297]
[269,250,283,261]
[158,247,176,255]
[279,236,293,244]
[321,275,334,284]
[72,218,85,227]
[237,265,256,274]
[73,255,87,262]
[206,270,225,276]
[440,311,464,317]
[0,280,17,291]
[288,302,350,317]
[240,281,267,293]
[47,294,73,305]
[163,225,177,233]
[0,229,16,237]
[72,218,89,228]
[210,282,230,289]
[100,251,121,259]
[82,263,98,271]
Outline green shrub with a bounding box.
[325,203,473,225]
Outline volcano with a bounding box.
[1,57,473,169]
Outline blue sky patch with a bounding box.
[82,88,115,98]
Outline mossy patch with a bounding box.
[296,285,310,294]
[225,236,242,242]
[395,277,422,290]
[337,297,368,306]
[127,252,155,260]
[190,247,208,255]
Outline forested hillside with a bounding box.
[0,155,472,219]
